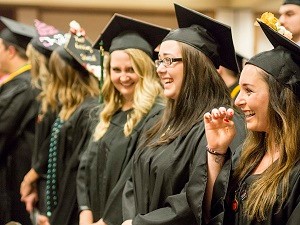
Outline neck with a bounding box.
[122,99,133,111]
[8,57,28,74]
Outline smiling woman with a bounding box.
[76,13,170,225]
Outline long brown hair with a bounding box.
[47,50,100,121]
[234,69,300,221]
[141,42,231,148]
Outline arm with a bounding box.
[203,107,236,221]
[20,168,40,199]
[77,145,94,224]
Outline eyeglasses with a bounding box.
[154,57,182,68]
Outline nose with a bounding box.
[279,14,285,25]
[234,92,246,108]
[156,63,166,76]
[119,74,130,82]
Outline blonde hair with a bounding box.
[47,50,100,121]
[94,49,164,140]
[27,43,54,116]
[234,69,300,221]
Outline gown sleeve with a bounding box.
[76,140,93,211]
[0,77,38,158]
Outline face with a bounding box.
[235,65,270,132]
[110,50,139,102]
[279,4,300,43]
[0,39,10,73]
[157,40,184,100]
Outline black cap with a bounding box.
[236,52,248,72]
[30,19,67,58]
[93,13,170,58]
[57,21,101,78]
[247,20,300,99]
[0,16,36,50]
[163,3,239,73]
[283,0,300,5]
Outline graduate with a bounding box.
[0,16,38,225]
[76,13,169,225]
[20,20,67,220]
[120,4,246,225]
[18,21,100,225]
[204,17,300,225]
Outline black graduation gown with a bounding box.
[222,161,300,225]
[0,71,39,225]
[33,97,99,225]
[77,103,164,225]
[122,113,246,225]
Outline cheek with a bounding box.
[110,72,120,84]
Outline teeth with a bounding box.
[245,111,255,117]
[165,78,173,84]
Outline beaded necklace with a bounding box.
[46,117,64,217]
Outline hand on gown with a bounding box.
[121,220,132,225]
[21,191,38,213]
[203,107,236,154]
[37,214,50,225]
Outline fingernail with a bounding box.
[224,118,229,122]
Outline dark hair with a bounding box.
[141,42,231,147]
[2,39,28,60]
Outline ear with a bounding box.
[217,66,223,75]
[7,45,17,59]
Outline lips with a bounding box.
[120,82,134,87]
[162,78,174,85]
[244,110,255,118]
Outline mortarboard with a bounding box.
[163,3,239,73]
[93,13,170,58]
[247,20,300,99]
[56,21,101,78]
[30,19,67,58]
[283,0,300,5]
[0,16,36,50]
[236,52,248,72]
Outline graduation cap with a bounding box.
[30,19,67,58]
[236,52,248,72]
[283,0,300,5]
[247,20,300,99]
[0,16,36,50]
[92,13,170,58]
[163,3,239,73]
[56,21,101,78]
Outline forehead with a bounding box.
[158,40,181,56]
[239,64,266,85]
[279,4,300,14]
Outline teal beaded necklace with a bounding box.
[46,117,64,217]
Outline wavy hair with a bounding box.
[26,43,54,116]
[141,42,232,147]
[93,49,165,140]
[47,50,100,121]
[234,68,300,221]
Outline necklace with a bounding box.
[46,117,64,217]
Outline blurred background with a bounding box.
[0,0,283,59]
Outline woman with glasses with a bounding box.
[120,4,246,225]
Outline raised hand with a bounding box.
[204,107,236,154]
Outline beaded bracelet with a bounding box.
[206,145,228,157]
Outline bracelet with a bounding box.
[206,145,228,157]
